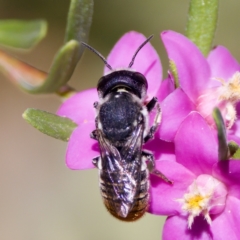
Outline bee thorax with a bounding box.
[99,91,142,142]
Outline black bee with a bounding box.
[82,36,171,221]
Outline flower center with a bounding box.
[218,72,240,102]
[187,194,205,209]
[177,174,228,229]
[196,71,240,129]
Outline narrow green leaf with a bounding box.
[26,40,80,93]
[0,49,47,87]
[0,40,79,95]
[186,0,219,56]
[22,108,78,141]
[169,60,179,88]
[1,0,94,94]
[212,108,228,161]
[0,19,47,50]
[64,0,94,59]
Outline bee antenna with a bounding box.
[128,35,154,68]
[81,42,113,70]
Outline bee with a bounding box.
[82,36,171,221]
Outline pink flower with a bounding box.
[57,31,174,170]
[159,30,240,142]
[149,111,240,239]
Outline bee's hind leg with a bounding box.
[142,151,172,184]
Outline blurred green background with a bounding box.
[0,1,239,239]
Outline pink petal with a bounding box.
[175,112,218,176]
[156,76,175,102]
[149,160,195,215]
[66,122,99,170]
[228,118,240,140]
[207,45,240,82]
[212,160,240,199]
[231,103,240,138]
[144,138,176,162]
[104,31,162,97]
[163,215,213,240]
[211,196,240,240]
[57,88,98,125]
[227,133,240,146]
[161,30,211,103]
[236,101,240,113]
[158,88,195,141]
[220,102,240,139]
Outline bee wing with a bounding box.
[120,121,144,167]
[96,129,123,172]
[97,129,130,216]
[117,122,145,216]
[96,126,144,218]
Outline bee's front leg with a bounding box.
[144,98,161,143]
[90,129,98,140]
[93,101,99,108]
[146,97,158,112]
[142,151,172,184]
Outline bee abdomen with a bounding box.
[99,169,149,221]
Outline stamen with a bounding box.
[219,72,240,102]
[177,175,227,229]
[196,71,240,129]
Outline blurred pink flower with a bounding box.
[159,30,240,142]
[150,112,240,239]
[57,31,174,170]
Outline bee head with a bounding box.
[81,35,153,100]
[97,70,147,99]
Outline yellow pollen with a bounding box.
[187,195,204,209]
[177,175,228,229]
[217,72,240,102]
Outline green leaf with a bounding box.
[22,108,78,141]
[0,40,79,95]
[186,0,219,56]
[26,40,80,93]
[0,0,94,94]
[212,108,228,161]
[0,49,47,87]
[64,0,94,59]
[0,19,47,50]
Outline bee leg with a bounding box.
[92,156,100,168]
[142,151,173,184]
[150,168,173,184]
[146,97,158,112]
[144,101,161,143]
[90,129,98,140]
[93,101,99,108]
